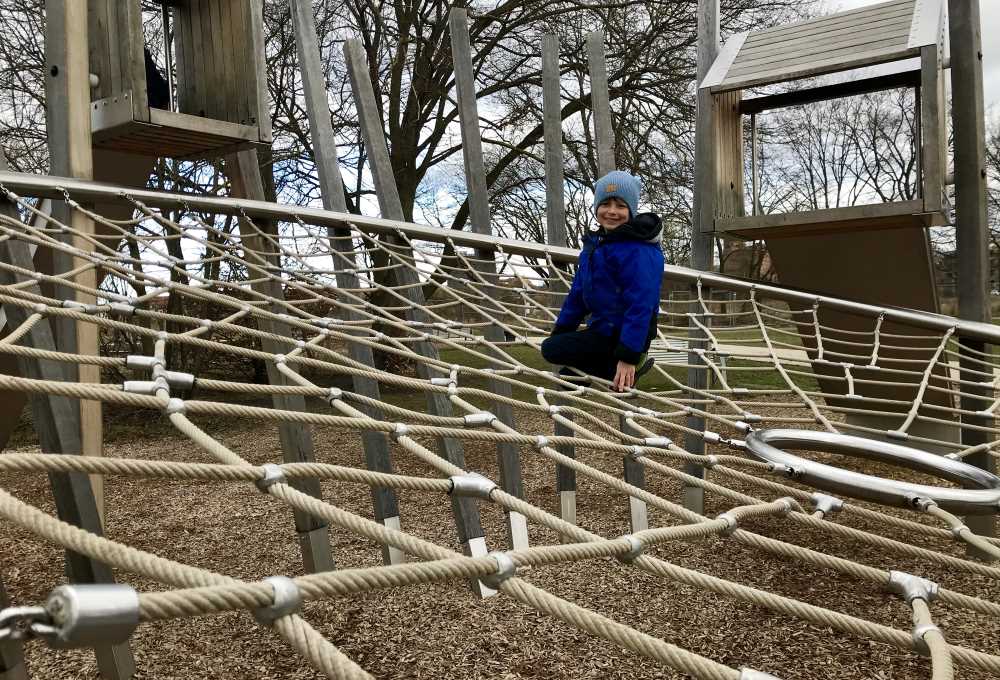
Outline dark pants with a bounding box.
[541,328,619,380]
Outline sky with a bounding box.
[832,0,1000,114]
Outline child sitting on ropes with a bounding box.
[541,170,663,392]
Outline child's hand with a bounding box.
[613,360,636,392]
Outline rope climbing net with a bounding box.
[1,175,1000,679]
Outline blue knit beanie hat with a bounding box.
[593,170,641,218]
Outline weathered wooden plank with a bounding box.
[344,38,490,584]
[719,44,918,92]
[736,17,911,62]
[218,0,239,124]
[121,0,148,122]
[450,7,527,551]
[87,0,112,100]
[228,0,252,126]
[149,109,261,141]
[908,0,945,48]
[700,31,746,89]
[542,34,566,248]
[619,415,648,533]
[206,0,228,120]
[688,0,719,515]
[746,0,910,42]
[291,0,403,565]
[714,90,743,219]
[949,0,995,555]
[248,0,272,140]
[716,199,937,237]
[920,44,945,214]
[105,0,123,97]
[228,149,336,574]
[586,32,614,176]
[729,37,910,78]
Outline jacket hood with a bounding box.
[599,212,662,244]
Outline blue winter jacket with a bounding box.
[553,213,664,364]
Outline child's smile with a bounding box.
[596,197,629,230]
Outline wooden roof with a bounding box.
[701,0,944,93]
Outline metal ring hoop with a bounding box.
[744,429,1000,515]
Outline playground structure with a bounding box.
[0,0,999,679]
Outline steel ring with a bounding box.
[744,429,1000,515]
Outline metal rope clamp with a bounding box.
[810,493,843,516]
[911,623,941,657]
[256,464,287,493]
[449,473,497,500]
[614,534,644,564]
[253,576,302,626]
[887,571,939,605]
[44,584,140,648]
[480,552,517,590]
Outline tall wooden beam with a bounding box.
[541,33,578,525]
[227,149,336,575]
[45,0,105,520]
[449,8,528,552]
[948,0,995,556]
[0,151,134,679]
[290,0,403,566]
[685,0,721,515]
[344,39,491,590]
[586,32,615,176]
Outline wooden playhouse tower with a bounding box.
[697,0,954,444]
[87,0,271,159]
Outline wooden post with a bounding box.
[685,0,721,515]
[227,150,336,574]
[542,35,566,249]
[45,0,105,521]
[344,39,491,589]
[948,0,995,556]
[619,414,648,533]
[541,33,578,526]
[586,32,615,176]
[449,8,527,551]
[0,578,27,680]
[0,154,134,679]
[290,0,403,566]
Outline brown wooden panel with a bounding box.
[714,91,743,219]
[87,0,113,100]
[219,0,240,125]
[120,0,149,121]
[106,0,123,96]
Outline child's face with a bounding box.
[596,197,629,230]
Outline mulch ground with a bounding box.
[3,395,1000,679]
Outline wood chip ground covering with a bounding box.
[2,397,999,679]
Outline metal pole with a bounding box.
[948,0,995,557]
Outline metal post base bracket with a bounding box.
[745,429,1000,514]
